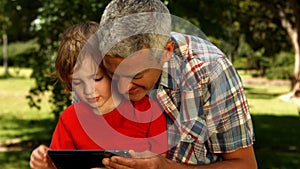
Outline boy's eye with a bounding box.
[72,80,81,86]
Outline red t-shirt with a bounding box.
[50,96,167,154]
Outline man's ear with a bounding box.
[162,40,174,62]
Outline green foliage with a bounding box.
[265,52,294,80]
[234,34,270,76]
[237,0,293,55]
[0,0,42,41]
[169,0,238,37]
[0,39,39,68]
[235,35,294,80]
[208,36,231,55]
[171,0,296,77]
[0,0,11,34]
[233,57,248,70]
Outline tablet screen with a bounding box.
[48,150,129,169]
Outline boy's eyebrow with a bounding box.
[72,76,82,81]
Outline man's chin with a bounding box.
[123,94,144,102]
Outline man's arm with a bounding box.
[102,145,257,169]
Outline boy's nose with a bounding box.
[84,80,95,95]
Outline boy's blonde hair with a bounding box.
[55,21,99,91]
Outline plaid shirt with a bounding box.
[154,32,255,165]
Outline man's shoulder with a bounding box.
[170,31,207,42]
[171,31,224,60]
[170,31,216,53]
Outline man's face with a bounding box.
[103,48,164,101]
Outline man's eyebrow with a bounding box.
[105,69,114,76]
[126,70,146,78]
[106,69,146,78]
[134,72,143,77]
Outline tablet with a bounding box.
[48,150,130,169]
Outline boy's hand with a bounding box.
[29,145,55,169]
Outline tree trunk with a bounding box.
[290,0,300,97]
[2,33,8,76]
[290,28,300,95]
[277,2,300,97]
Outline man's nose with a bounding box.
[118,77,133,94]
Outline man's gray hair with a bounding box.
[98,0,172,59]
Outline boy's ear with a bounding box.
[162,40,174,62]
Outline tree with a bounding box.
[237,0,299,96]
[0,0,10,76]
[168,0,300,96]
[0,0,42,75]
[285,0,300,96]
[166,0,239,60]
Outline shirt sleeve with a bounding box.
[50,113,76,150]
[201,56,254,153]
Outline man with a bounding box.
[98,0,257,168]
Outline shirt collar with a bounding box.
[159,58,180,90]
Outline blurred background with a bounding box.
[0,0,299,168]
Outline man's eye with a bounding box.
[95,76,103,82]
[104,69,113,78]
[108,72,113,78]
[133,74,143,79]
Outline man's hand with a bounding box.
[102,146,257,169]
[102,150,169,169]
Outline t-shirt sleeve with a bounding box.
[49,108,75,150]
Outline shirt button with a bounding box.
[186,134,192,140]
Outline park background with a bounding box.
[0,0,299,168]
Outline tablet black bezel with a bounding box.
[48,150,129,169]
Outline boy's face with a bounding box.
[103,48,165,101]
[72,53,112,111]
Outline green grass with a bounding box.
[0,68,300,169]
[245,85,298,116]
[253,115,300,169]
[0,67,54,169]
[240,72,300,168]
[0,67,33,79]
[0,151,31,169]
